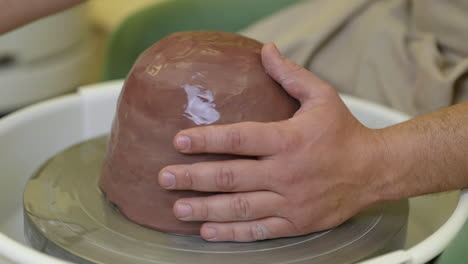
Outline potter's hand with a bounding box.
[158,43,385,242]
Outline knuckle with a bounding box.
[181,170,193,188]
[295,222,312,235]
[230,227,237,241]
[279,61,303,84]
[286,61,303,75]
[250,224,268,241]
[287,133,302,151]
[273,124,290,153]
[199,200,210,220]
[278,126,302,154]
[225,127,245,152]
[230,196,251,220]
[284,217,303,235]
[197,132,208,151]
[262,163,282,190]
[322,83,334,92]
[274,170,300,186]
[215,167,236,191]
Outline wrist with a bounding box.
[369,124,422,203]
[361,127,406,203]
[342,124,397,208]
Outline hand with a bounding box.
[158,43,385,242]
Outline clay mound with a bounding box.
[99,31,299,235]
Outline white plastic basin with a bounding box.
[0,4,90,113]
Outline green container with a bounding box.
[435,219,468,264]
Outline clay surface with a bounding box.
[99,31,299,235]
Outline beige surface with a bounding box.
[241,0,468,116]
[88,0,169,32]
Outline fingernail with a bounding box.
[203,227,217,240]
[270,43,282,57]
[160,171,176,188]
[175,135,191,151]
[175,203,192,219]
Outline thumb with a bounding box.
[261,42,336,107]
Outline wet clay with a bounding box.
[99,31,299,235]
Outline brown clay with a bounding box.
[99,31,299,235]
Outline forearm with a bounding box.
[377,101,468,201]
[0,0,85,34]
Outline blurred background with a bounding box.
[0,0,304,115]
[0,0,166,114]
[86,0,169,82]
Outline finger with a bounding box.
[200,217,299,242]
[173,121,284,155]
[173,192,285,222]
[261,42,336,107]
[159,159,274,192]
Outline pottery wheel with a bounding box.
[23,136,408,264]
